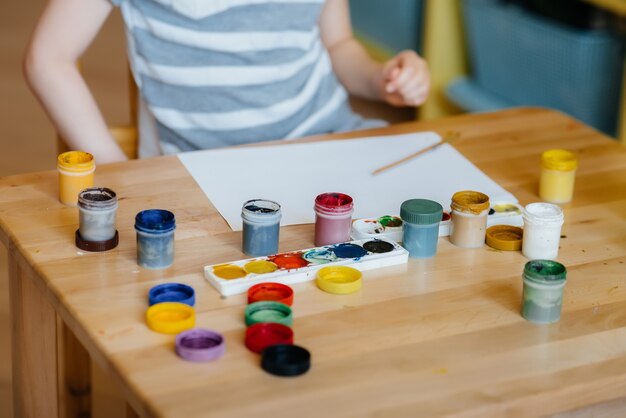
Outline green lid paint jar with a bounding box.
[400,199,443,258]
[522,260,567,324]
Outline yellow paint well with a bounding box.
[213,264,247,280]
[244,260,278,274]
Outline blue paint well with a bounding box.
[331,243,368,259]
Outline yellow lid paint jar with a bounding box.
[57,151,95,206]
[539,149,578,204]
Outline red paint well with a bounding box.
[268,253,309,270]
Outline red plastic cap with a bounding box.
[247,282,294,306]
[245,323,294,354]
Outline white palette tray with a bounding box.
[204,238,409,296]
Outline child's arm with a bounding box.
[319,0,430,107]
[24,0,128,163]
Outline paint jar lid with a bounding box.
[247,282,294,306]
[245,301,293,327]
[316,266,362,295]
[314,193,354,215]
[450,191,490,214]
[261,344,311,377]
[75,229,119,252]
[523,260,567,285]
[542,149,578,171]
[135,209,176,233]
[149,283,195,306]
[57,151,95,172]
[245,323,294,354]
[175,329,225,362]
[146,302,195,334]
[486,225,523,251]
[78,187,118,210]
[400,199,443,225]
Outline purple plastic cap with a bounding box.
[175,329,225,362]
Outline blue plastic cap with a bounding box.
[148,283,195,306]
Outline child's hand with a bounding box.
[381,50,430,107]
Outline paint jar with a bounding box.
[135,209,176,269]
[241,199,281,256]
[57,151,95,206]
[449,191,490,248]
[522,260,567,324]
[77,187,118,242]
[400,199,443,258]
[539,149,578,204]
[314,192,354,246]
[522,203,564,260]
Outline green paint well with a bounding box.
[378,215,402,227]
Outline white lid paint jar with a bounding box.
[241,199,282,257]
[522,203,564,260]
[77,187,118,242]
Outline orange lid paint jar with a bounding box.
[449,190,490,249]
[57,151,95,206]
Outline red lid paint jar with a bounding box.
[314,193,354,246]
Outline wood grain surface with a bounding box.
[2,108,626,418]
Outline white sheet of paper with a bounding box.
[178,132,517,231]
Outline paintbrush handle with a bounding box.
[371,141,443,175]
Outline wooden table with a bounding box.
[3,108,626,418]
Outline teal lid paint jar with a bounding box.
[400,199,443,258]
[241,199,281,256]
[135,209,176,269]
[522,260,567,324]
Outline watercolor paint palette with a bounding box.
[351,202,524,242]
[203,238,409,296]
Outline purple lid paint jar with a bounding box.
[314,193,354,247]
[241,199,281,256]
[135,209,176,269]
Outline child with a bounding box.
[25,0,430,163]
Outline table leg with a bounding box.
[58,317,92,418]
[9,252,60,417]
[126,403,139,418]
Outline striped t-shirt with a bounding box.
[110,0,384,155]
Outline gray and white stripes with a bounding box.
[110,0,372,152]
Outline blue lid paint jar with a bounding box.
[522,260,567,324]
[135,209,176,269]
[241,199,281,256]
[400,199,443,258]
